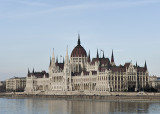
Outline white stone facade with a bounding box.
[25,37,149,94]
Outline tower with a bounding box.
[136,61,138,67]
[28,68,30,76]
[97,49,99,59]
[70,34,87,73]
[103,51,105,58]
[111,50,115,66]
[87,50,91,63]
[144,61,147,71]
[52,48,55,66]
[78,34,81,46]
[64,46,72,91]
[49,48,56,75]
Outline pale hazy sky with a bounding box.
[0,0,160,80]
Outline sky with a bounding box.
[0,0,160,80]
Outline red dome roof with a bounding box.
[71,37,87,57]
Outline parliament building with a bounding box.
[25,35,149,95]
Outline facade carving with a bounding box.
[25,35,149,94]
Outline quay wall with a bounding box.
[1,92,160,101]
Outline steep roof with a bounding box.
[28,71,49,78]
[56,63,64,70]
[137,67,147,72]
[124,63,131,68]
[110,66,126,72]
[91,57,110,65]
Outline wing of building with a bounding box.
[25,35,149,95]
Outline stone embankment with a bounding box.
[1,92,160,102]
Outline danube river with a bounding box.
[0,97,160,114]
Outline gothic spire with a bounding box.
[78,34,81,45]
[65,46,69,65]
[28,68,30,76]
[50,48,55,67]
[52,48,55,59]
[111,50,114,62]
[103,51,105,58]
[97,49,99,58]
[56,56,58,63]
[63,57,64,64]
[88,50,91,62]
[49,56,51,67]
[136,61,138,67]
[144,61,147,70]
[66,45,68,57]
[32,68,34,74]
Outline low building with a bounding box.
[149,75,158,88]
[6,77,26,92]
[0,81,6,92]
[149,76,160,91]
[0,81,2,86]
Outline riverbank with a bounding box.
[1,92,160,102]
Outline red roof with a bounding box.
[124,63,131,68]
[56,63,64,70]
[137,67,147,72]
[28,71,49,78]
[110,66,126,72]
[91,58,110,65]
[71,45,87,57]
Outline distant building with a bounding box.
[6,77,26,92]
[149,76,160,91]
[149,75,158,88]
[0,81,6,92]
[25,35,149,94]
[0,81,2,86]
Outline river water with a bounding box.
[0,97,160,114]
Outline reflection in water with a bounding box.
[0,98,160,114]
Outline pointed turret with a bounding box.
[64,46,71,91]
[56,56,58,64]
[87,50,91,62]
[65,46,69,65]
[78,34,81,45]
[49,49,56,74]
[32,68,34,74]
[111,50,114,62]
[111,50,115,66]
[51,48,55,66]
[144,61,147,70]
[63,57,64,64]
[28,68,30,76]
[52,48,55,60]
[97,49,99,58]
[49,56,51,67]
[136,61,138,67]
[103,51,105,58]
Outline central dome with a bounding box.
[71,36,87,57]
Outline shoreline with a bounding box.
[1,92,160,102]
